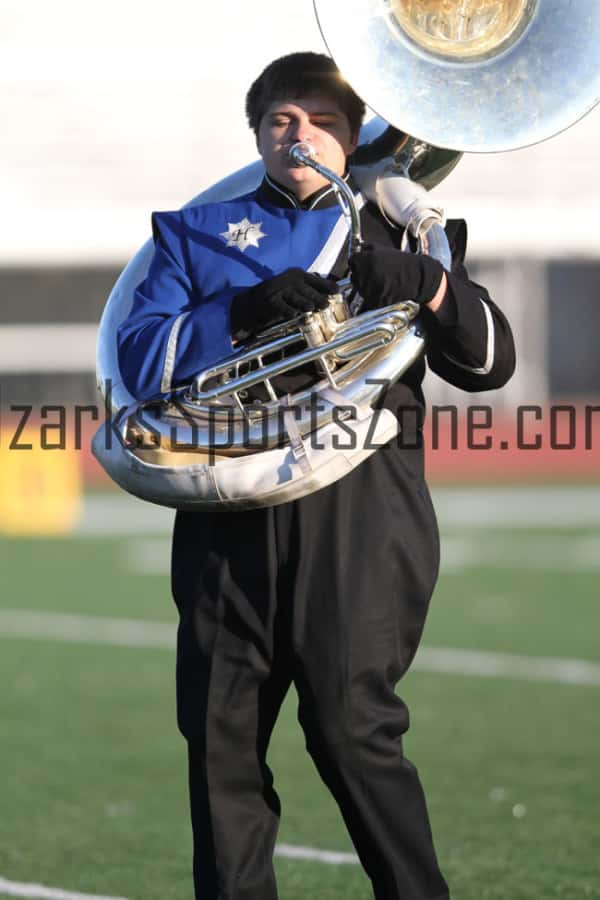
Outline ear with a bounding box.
[256,129,267,162]
[348,130,360,156]
[255,118,266,155]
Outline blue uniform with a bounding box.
[117,188,354,399]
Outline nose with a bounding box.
[289,116,313,144]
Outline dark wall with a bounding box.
[548,261,600,397]
[0,267,121,323]
[0,373,100,408]
[1,267,121,408]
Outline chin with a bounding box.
[285,168,324,191]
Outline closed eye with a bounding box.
[311,117,338,127]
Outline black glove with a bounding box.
[348,247,444,311]
[230,268,338,341]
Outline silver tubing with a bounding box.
[124,320,426,456]
[191,314,400,402]
[417,222,452,273]
[289,142,364,257]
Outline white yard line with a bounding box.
[123,534,600,576]
[415,647,600,686]
[0,876,127,900]
[0,845,360,900]
[79,486,600,536]
[0,611,175,650]
[440,534,600,572]
[1,610,600,687]
[274,843,358,865]
[79,497,174,536]
[432,486,600,529]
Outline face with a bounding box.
[256,97,359,202]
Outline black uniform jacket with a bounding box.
[257,175,516,473]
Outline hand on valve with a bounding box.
[349,247,447,313]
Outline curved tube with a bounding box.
[289,142,364,256]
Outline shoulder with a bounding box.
[360,202,469,263]
[181,190,263,224]
[150,209,185,244]
[151,189,263,236]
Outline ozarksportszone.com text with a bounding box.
[2,395,600,455]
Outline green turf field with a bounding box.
[1,490,599,899]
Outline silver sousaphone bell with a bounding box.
[92,0,600,510]
[315,0,600,152]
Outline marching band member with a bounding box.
[118,52,515,900]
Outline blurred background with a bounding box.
[0,2,599,899]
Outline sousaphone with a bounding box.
[92,0,600,510]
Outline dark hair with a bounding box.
[245,52,366,136]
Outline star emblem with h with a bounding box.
[220,218,267,253]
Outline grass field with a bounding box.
[1,488,599,900]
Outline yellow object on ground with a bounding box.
[0,428,82,534]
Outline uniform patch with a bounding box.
[220,218,267,253]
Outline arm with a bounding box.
[423,220,516,392]
[116,211,235,400]
[349,219,515,393]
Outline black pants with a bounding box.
[171,444,449,900]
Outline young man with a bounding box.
[118,53,515,900]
